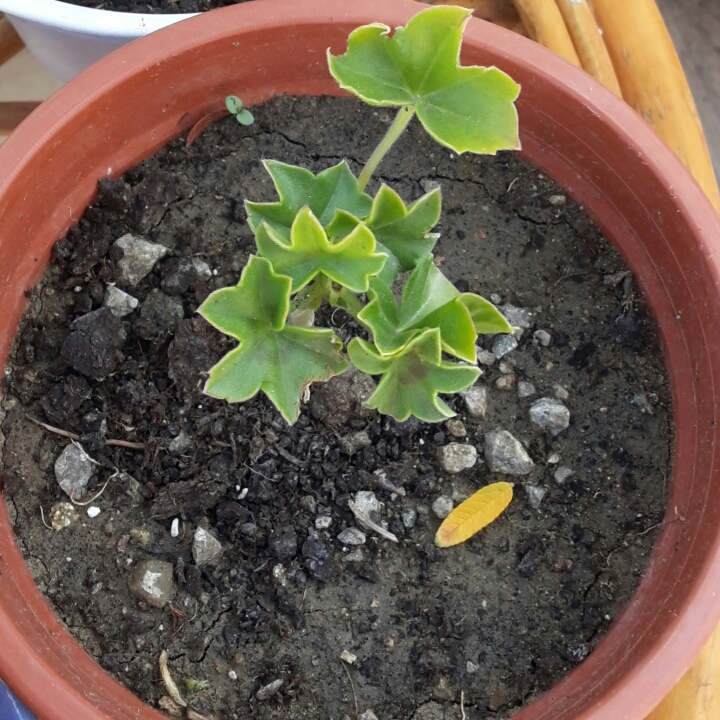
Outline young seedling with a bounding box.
[225,95,254,126]
[200,5,521,428]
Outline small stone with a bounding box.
[302,531,335,582]
[460,383,488,419]
[300,495,317,513]
[549,194,566,206]
[228,670,238,681]
[530,398,571,435]
[270,526,298,560]
[534,329,552,347]
[192,527,223,566]
[437,442,477,474]
[490,293,502,304]
[169,431,192,454]
[568,644,591,663]
[339,430,372,455]
[547,453,561,464]
[484,431,534,475]
[338,527,366,546]
[49,501,79,530]
[345,548,364,563]
[554,466,574,484]
[340,650,357,664]
[61,307,126,377]
[191,257,212,278]
[421,179,441,193]
[114,233,169,285]
[444,418,466,438]
[128,559,175,608]
[55,443,94,499]
[554,384,569,400]
[495,374,516,391]
[358,712,379,720]
[526,485,547,509]
[492,334,518,358]
[130,527,152,546]
[86,506,101,518]
[632,393,654,414]
[104,284,139,317]
[477,349,496,366]
[315,515,332,530]
[354,491,383,519]
[256,679,283,701]
[498,359,514,374]
[170,518,180,537]
[466,661,479,674]
[500,304,534,332]
[518,381,536,398]
[432,496,454,519]
[272,564,288,588]
[402,508,418,529]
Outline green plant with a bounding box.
[199,5,520,424]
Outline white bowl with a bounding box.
[0,0,196,81]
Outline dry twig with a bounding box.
[348,500,398,543]
[160,650,187,708]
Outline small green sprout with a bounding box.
[200,5,520,424]
[225,95,254,126]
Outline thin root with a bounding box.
[71,470,117,507]
[39,506,52,530]
[460,690,466,720]
[339,658,358,717]
[27,415,145,451]
[159,650,187,708]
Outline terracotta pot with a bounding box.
[1,1,719,718]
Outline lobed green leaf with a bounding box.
[328,5,521,155]
[348,329,480,422]
[246,160,372,240]
[359,255,478,362]
[256,206,387,293]
[198,256,349,423]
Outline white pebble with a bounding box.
[170,518,180,538]
[86,506,101,518]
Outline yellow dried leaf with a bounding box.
[435,482,513,548]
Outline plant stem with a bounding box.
[336,287,365,319]
[358,105,415,191]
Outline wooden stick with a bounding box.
[510,0,581,67]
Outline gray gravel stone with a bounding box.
[432,496,454,519]
[104,284,138,317]
[492,334,518,358]
[495,374,516,391]
[192,527,223,566]
[345,548,365,562]
[500,304,534,331]
[484,431,534,475]
[114,233,169,286]
[518,381,536,398]
[437,443,477,473]
[337,527,366,546]
[315,515,332,530]
[55,443,94,499]
[49,501,79,530]
[270,526,298,559]
[339,430,372,455]
[526,485,547,509]
[554,384,569,400]
[358,711,379,720]
[128,559,175,608]
[354,490,383,519]
[402,508,418,529]
[460,383,488,419]
[444,418,466,438]
[530,397,571,435]
[534,329,552,346]
[256,679,284,701]
[554,466,574,484]
[477,349,496,366]
[169,430,192,454]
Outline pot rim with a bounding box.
[1,2,720,720]
[0,0,195,36]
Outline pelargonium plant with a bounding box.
[199,5,521,426]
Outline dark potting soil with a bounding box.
[0,96,672,720]
[60,0,247,13]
